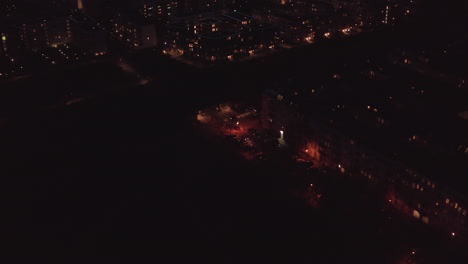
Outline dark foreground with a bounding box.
[0,87,465,263]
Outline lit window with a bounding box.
[422,216,429,224]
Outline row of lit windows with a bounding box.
[401,178,435,190]
[411,182,425,191]
[445,198,467,215]
[1,33,7,52]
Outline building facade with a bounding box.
[164,11,279,61]
[110,10,158,50]
[261,88,468,239]
[18,16,72,51]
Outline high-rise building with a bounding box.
[137,0,179,22]
[164,11,279,62]
[110,10,158,49]
[19,16,72,51]
[0,32,8,56]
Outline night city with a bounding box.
[0,0,467,262]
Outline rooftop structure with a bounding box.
[223,11,256,23]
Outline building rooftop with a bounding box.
[246,23,277,31]
[195,18,222,25]
[69,12,101,31]
[166,22,190,29]
[223,11,256,22]
[170,9,228,22]
[200,30,239,40]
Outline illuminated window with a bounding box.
[422,216,429,224]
